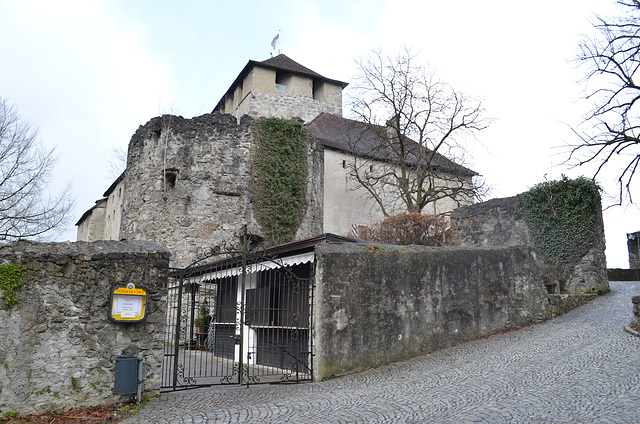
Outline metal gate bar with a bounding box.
[161,252,313,391]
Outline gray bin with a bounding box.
[114,356,138,394]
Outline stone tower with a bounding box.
[77,55,344,266]
[213,54,347,123]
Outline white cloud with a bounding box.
[0,0,174,241]
[0,0,635,266]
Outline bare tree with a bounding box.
[0,97,74,240]
[347,48,489,216]
[105,145,128,181]
[572,1,640,204]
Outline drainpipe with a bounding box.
[137,352,143,403]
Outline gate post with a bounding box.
[238,228,249,386]
[171,268,185,391]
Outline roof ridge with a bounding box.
[259,54,325,78]
[306,113,478,176]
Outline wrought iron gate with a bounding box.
[161,240,314,391]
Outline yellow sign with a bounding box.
[113,287,147,296]
[110,282,147,322]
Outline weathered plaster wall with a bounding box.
[450,196,609,295]
[322,149,388,235]
[121,113,323,267]
[279,74,312,97]
[103,179,125,241]
[76,200,107,242]
[0,241,169,415]
[322,149,472,235]
[313,243,550,380]
[313,81,343,110]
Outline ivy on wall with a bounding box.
[250,118,309,246]
[519,176,601,287]
[0,263,31,310]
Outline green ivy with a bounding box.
[0,263,31,310]
[250,118,309,246]
[519,176,601,288]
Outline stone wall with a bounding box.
[313,243,550,380]
[237,91,342,124]
[449,196,531,247]
[627,232,640,269]
[0,241,169,415]
[121,113,324,267]
[450,195,609,294]
[546,293,597,317]
[608,268,640,281]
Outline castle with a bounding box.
[76,55,476,266]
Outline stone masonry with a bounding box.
[120,113,324,267]
[450,195,609,295]
[0,241,169,415]
[313,243,551,380]
[236,91,342,124]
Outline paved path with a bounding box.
[124,281,640,423]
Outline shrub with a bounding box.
[355,213,457,246]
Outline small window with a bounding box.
[164,169,178,189]
[313,79,324,100]
[342,160,346,169]
[369,165,374,173]
[275,72,288,92]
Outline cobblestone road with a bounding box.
[123,281,640,423]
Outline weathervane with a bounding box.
[270,30,280,57]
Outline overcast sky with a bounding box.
[1,0,637,267]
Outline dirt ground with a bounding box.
[0,401,141,424]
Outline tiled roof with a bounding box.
[258,54,348,88]
[306,113,478,176]
[260,55,321,79]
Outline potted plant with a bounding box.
[194,303,212,334]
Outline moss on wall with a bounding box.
[0,263,31,310]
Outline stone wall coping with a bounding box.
[0,240,171,260]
